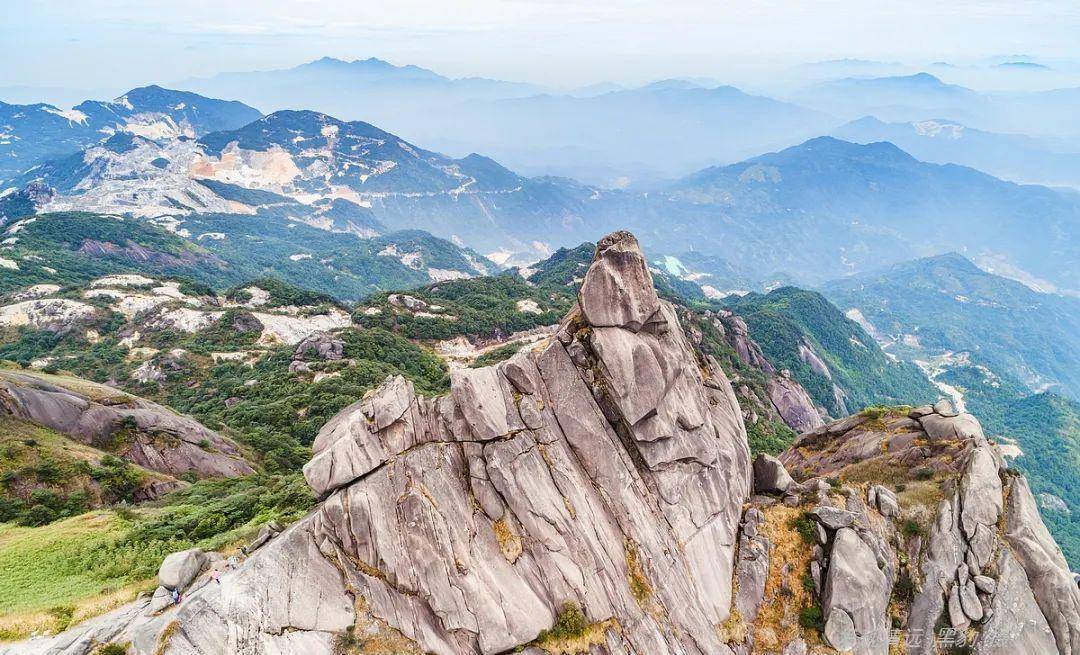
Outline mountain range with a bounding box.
[833,115,1080,188]
[7,85,1080,295]
[0,85,261,183]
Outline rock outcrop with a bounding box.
[19,230,750,655]
[780,404,1080,655]
[0,369,253,479]
[9,232,1080,655]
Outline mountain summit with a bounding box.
[8,231,1078,655]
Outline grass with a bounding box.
[0,511,137,617]
[0,511,155,640]
[752,505,821,651]
[0,474,313,641]
[532,601,617,655]
[624,540,654,609]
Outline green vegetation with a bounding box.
[0,474,312,636]
[687,312,800,454]
[725,287,937,415]
[0,212,491,302]
[470,343,522,368]
[357,274,573,342]
[0,414,154,526]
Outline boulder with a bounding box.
[158,548,207,591]
[823,609,857,652]
[809,506,856,531]
[293,330,344,361]
[734,509,770,625]
[960,446,1003,568]
[870,484,899,518]
[822,528,889,653]
[577,231,660,332]
[753,453,796,495]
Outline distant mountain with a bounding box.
[9,109,599,257]
[179,58,836,185]
[414,84,838,185]
[645,137,1080,293]
[794,72,1080,137]
[178,56,543,139]
[833,116,1080,187]
[0,85,261,183]
[793,72,982,123]
[822,252,1080,399]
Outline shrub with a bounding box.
[798,604,824,631]
[790,514,817,545]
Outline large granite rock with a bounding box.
[158,229,750,655]
[0,370,253,479]
[821,528,890,654]
[1004,476,1080,654]
[577,231,660,332]
[753,453,797,494]
[157,549,207,591]
[765,374,824,433]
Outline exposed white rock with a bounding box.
[91,274,156,288]
[0,298,96,331]
[10,284,61,301]
[252,309,352,346]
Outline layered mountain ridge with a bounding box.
[7,231,1078,655]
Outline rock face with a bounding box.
[765,374,824,433]
[0,370,253,479]
[719,312,825,433]
[75,230,748,655]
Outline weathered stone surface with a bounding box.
[919,411,985,442]
[577,231,660,332]
[765,374,824,433]
[158,549,207,591]
[961,446,1003,569]
[822,528,889,654]
[809,506,856,531]
[974,574,996,594]
[734,508,769,626]
[86,230,749,655]
[293,330,344,361]
[0,370,252,479]
[870,484,899,518]
[1004,476,1080,654]
[949,584,971,630]
[753,453,796,495]
[823,609,857,652]
[960,579,984,621]
[974,550,1059,654]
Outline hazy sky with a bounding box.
[4,0,1080,95]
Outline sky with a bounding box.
[3,0,1080,98]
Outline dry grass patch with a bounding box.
[751,505,819,652]
[624,540,653,608]
[334,597,424,655]
[493,516,522,563]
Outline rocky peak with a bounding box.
[9,231,1080,655]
